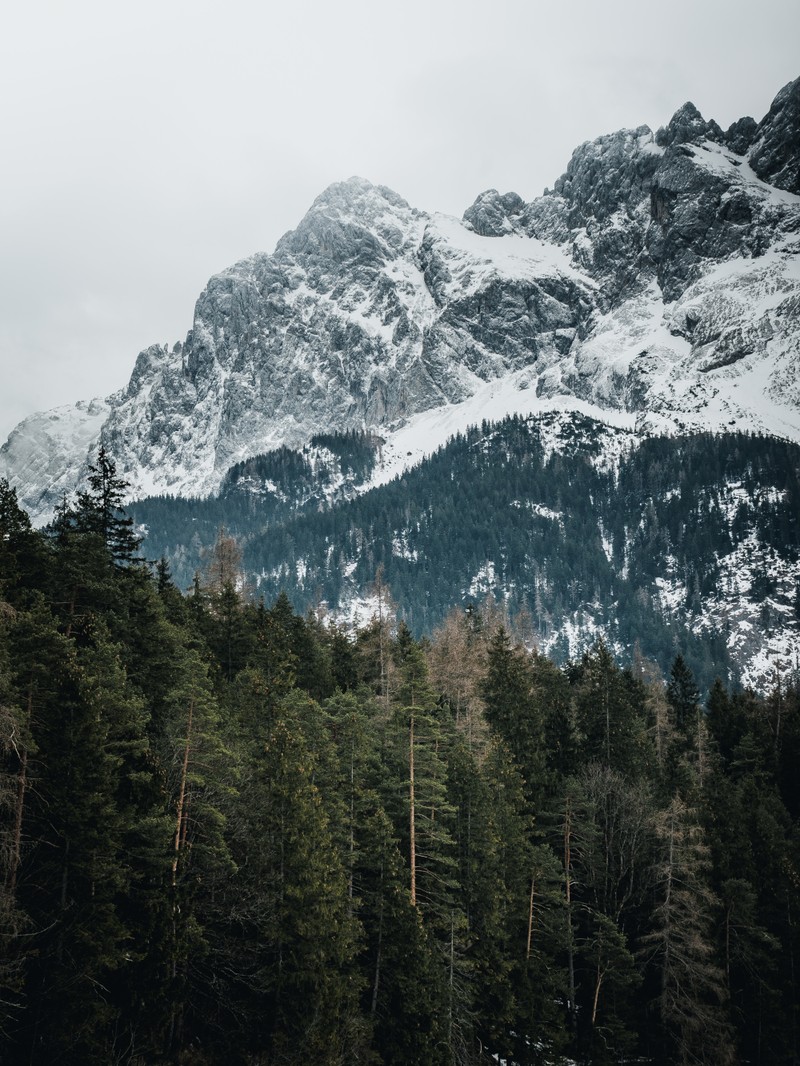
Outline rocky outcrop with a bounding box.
[463,190,527,236]
[724,116,757,156]
[655,101,724,148]
[749,76,800,194]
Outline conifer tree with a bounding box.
[157,641,237,1057]
[570,765,651,1060]
[454,737,566,1065]
[573,641,647,777]
[667,654,701,737]
[479,626,546,807]
[73,446,141,566]
[15,617,155,1062]
[0,479,48,605]
[579,909,641,1062]
[387,624,470,1057]
[226,713,363,1064]
[642,794,735,1065]
[391,624,458,915]
[0,612,29,1041]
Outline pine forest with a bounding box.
[1,453,799,1066]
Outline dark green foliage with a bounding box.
[131,421,800,693]
[309,429,381,480]
[1,454,799,1064]
[480,626,547,807]
[0,479,49,605]
[73,446,142,565]
[225,711,362,1064]
[571,640,649,777]
[667,654,701,735]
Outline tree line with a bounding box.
[1,453,799,1064]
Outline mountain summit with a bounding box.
[2,79,800,524]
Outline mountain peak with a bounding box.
[276,176,421,260]
[305,176,414,218]
[462,189,526,236]
[656,100,723,147]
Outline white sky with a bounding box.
[1,0,798,442]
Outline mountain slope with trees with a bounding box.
[131,418,800,694]
[1,461,799,1064]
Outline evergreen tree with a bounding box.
[0,610,30,1041]
[387,624,468,1058]
[0,480,48,605]
[641,794,735,1066]
[570,764,652,1060]
[667,654,702,752]
[226,713,363,1064]
[573,641,648,778]
[578,908,641,1064]
[73,446,141,565]
[14,618,158,1063]
[156,641,237,1058]
[479,626,546,808]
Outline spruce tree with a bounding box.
[157,642,237,1058]
[73,446,141,566]
[573,641,647,777]
[0,612,30,1042]
[15,618,151,1062]
[642,794,735,1066]
[667,654,701,737]
[479,626,547,808]
[0,479,48,605]
[227,713,363,1064]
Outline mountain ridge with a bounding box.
[3,77,799,524]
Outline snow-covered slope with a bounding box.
[2,78,800,525]
[0,399,111,516]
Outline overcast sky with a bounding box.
[1,0,798,443]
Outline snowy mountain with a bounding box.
[2,78,800,689]
[2,77,799,526]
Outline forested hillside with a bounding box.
[1,456,799,1065]
[131,419,800,691]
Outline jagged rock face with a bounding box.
[7,177,600,519]
[655,101,724,148]
[724,116,758,156]
[749,76,800,194]
[2,80,800,525]
[516,98,799,305]
[556,125,661,224]
[463,190,527,236]
[645,139,797,301]
[0,400,111,520]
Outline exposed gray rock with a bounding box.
[463,190,527,236]
[647,134,799,301]
[749,77,800,194]
[655,101,724,147]
[553,125,659,224]
[724,116,757,155]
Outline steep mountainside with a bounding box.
[2,78,799,524]
[130,419,800,693]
